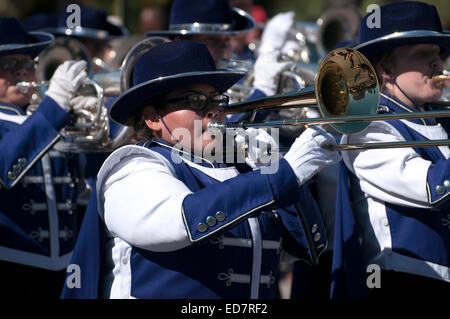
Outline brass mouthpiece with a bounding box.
[432,74,450,85]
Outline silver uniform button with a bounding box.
[314,233,321,242]
[215,211,226,222]
[18,158,27,167]
[444,180,450,189]
[12,164,21,174]
[206,216,217,227]
[7,171,16,180]
[197,222,208,232]
[436,185,445,195]
[311,224,318,233]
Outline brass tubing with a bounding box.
[326,139,450,151]
[432,74,450,84]
[210,109,450,130]
[222,138,450,155]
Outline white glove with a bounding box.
[252,11,296,96]
[259,11,295,53]
[45,60,88,112]
[69,95,99,117]
[235,128,281,169]
[253,52,292,96]
[284,126,341,185]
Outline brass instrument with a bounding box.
[119,36,171,92]
[209,48,450,151]
[315,4,361,59]
[432,74,450,85]
[17,37,170,152]
[17,37,119,152]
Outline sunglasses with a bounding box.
[164,93,229,111]
[0,57,36,72]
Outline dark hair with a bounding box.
[370,49,397,89]
[130,96,166,142]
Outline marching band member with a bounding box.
[40,5,132,192]
[62,40,341,298]
[146,0,291,108]
[0,17,89,297]
[332,1,450,298]
[145,0,255,64]
[44,4,128,73]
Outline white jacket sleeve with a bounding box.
[341,121,437,208]
[97,146,192,252]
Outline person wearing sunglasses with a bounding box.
[0,17,90,298]
[61,40,341,299]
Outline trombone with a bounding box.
[210,48,450,151]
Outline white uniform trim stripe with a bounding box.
[22,176,74,184]
[41,154,59,258]
[211,236,281,251]
[248,217,262,299]
[380,93,427,125]
[0,111,27,124]
[0,134,61,189]
[0,246,72,270]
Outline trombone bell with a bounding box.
[315,48,379,134]
[221,48,380,135]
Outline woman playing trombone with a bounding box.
[62,40,341,298]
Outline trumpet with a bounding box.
[17,37,171,153]
[17,75,122,152]
[210,48,450,151]
[432,74,450,85]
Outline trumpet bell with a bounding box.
[119,36,171,91]
[36,37,92,81]
[315,5,361,59]
[316,48,379,134]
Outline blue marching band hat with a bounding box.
[41,5,128,40]
[353,1,450,59]
[109,40,245,126]
[20,13,59,32]
[146,0,256,37]
[0,16,54,58]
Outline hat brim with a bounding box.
[109,70,246,125]
[145,8,255,37]
[355,30,450,58]
[42,25,126,40]
[0,31,54,58]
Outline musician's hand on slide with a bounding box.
[235,128,281,169]
[284,126,341,185]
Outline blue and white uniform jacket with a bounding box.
[96,139,327,299]
[0,97,81,270]
[340,92,450,282]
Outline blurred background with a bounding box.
[1,0,449,35]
